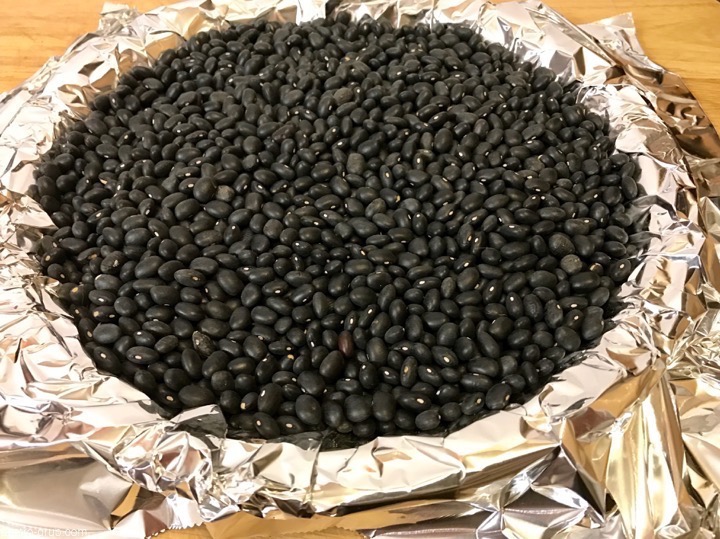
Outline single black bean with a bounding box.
[178,384,215,408]
[415,409,441,431]
[253,412,281,438]
[555,326,581,352]
[181,349,204,380]
[609,259,633,282]
[93,323,122,344]
[440,402,462,422]
[345,394,373,423]
[134,370,157,393]
[257,383,283,415]
[126,346,158,365]
[397,392,432,413]
[164,368,191,392]
[296,394,323,425]
[218,391,241,414]
[175,269,206,287]
[477,332,501,359]
[371,391,396,422]
[92,346,122,374]
[324,401,346,428]
[485,383,512,410]
[460,392,485,416]
[297,370,326,396]
[581,306,605,340]
[460,372,494,393]
[319,350,344,381]
[202,351,230,379]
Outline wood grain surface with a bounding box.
[1,0,719,123]
[0,1,717,538]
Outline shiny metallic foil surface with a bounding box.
[0,0,716,537]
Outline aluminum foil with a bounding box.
[0,0,717,537]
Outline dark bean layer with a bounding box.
[31,15,643,442]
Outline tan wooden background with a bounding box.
[1,0,718,124]
[0,0,717,537]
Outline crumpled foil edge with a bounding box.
[0,1,718,537]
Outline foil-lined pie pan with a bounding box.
[0,0,718,537]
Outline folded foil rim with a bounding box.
[0,1,718,537]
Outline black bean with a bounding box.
[394,408,416,431]
[296,394,323,425]
[174,269,206,287]
[559,254,583,275]
[575,236,600,263]
[444,270,469,295]
[155,335,179,354]
[150,285,180,306]
[134,370,157,393]
[334,330,353,357]
[176,384,215,408]
[485,383,512,410]
[208,372,235,393]
[253,412,281,438]
[371,391,396,422]
[440,402,462,422]
[555,326,581,352]
[507,329,532,349]
[397,392,431,413]
[202,351,230,378]
[217,269,243,295]
[477,332,501,359]
[460,371,494,392]
[92,346,122,374]
[297,370,326,396]
[258,383,283,415]
[154,384,181,410]
[190,331,215,357]
[93,323,122,344]
[345,394,372,423]
[181,349,204,380]
[590,286,611,306]
[548,234,575,257]
[324,401,346,428]
[545,300,564,329]
[415,409,441,431]
[251,306,277,325]
[484,194,509,211]
[460,392,485,416]
[89,290,115,306]
[234,374,257,393]
[581,306,605,340]
[125,346,158,365]
[366,337,388,365]
[164,368,191,392]
[349,286,376,307]
[278,416,305,435]
[218,391,242,414]
[467,358,499,378]
[609,259,633,282]
[243,335,267,360]
[568,271,598,294]
[318,350,344,381]
[400,356,418,388]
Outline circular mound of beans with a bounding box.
[30,14,643,440]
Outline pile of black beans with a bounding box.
[30,14,642,441]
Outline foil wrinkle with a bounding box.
[0,0,718,537]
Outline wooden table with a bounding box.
[1,0,719,124]
[0,0,717,537]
